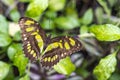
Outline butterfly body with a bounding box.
[19,17,82,68]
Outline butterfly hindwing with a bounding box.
[40,36,82,68]
[19,17,47,61]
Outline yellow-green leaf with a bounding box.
[89,24,120,41]
[13,53,28,75]
[54,57,75,75]
[93,51,117,80]
[26,0,48,17]
[19,74,30,80]
[49,0,66,11]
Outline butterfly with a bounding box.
[18,17,82,68]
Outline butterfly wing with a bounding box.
[40,36,82,68]
[19,17,47,61]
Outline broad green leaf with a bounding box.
[109,72,120,80]
[14,53,28,75]
[0,61,10,80]
[93,51,117,80]
[19,74,30,80]
[89,24,120,41]
[108,0,117,7]
[95,7,104,24]
[4,67,14,80]
[26,0,48,17]
[76,68,89,78]
[0,15,9,34]
[7,43,22,61]
[80,26,89,34]
[66,8,78,18]
[13,31,21,41]
[54,57,75,75]
[65,0,78,18]
[49,0,66,11]
[55,16,79,30]
[10,9,20,22]
[45,11,57,19]
[41,19,55,30]
[97,0,111,16]
[82,8,93,25]
[0,33,12,47]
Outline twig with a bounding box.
[78,33,95,38]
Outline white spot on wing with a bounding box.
[24,37,27,40]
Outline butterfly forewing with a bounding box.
[40,36,82,68]
[19,17,47,61]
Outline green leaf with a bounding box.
[45,11,57,19]
[49,0,66,11]
[54,57,75,75]
[10,9,20,22]
[109,72,120,80]
[13,31,21,41]
[0,15,9,34]
[76,68,89,78]
[66,7,78,18]
[26,0,48,17]
[0,33,12,47]
[93,51,117,80]
[89,24,120,41]
[13,53,28,75]
[82,8,93,25]
[95,7,104,24]
[55,16,79,30]
[107,0,117,7]
[80,26,89,34]
[41,19,55,30]
[4,67,14,80]
[19,74,30,80]
[0,61,10,80]
[97,0,111,16]
[7,43,22,61]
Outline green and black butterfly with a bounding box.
[19,17,82,68]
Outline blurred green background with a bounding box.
[0,0,120,80]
